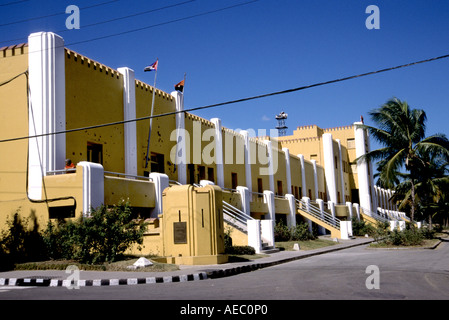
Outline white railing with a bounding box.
[46,168,76,175]
[296,199,340,230]
[361,206,391,223]
[251,192,266,203]
[222,200,254,233]
[104,171,153,182]
[169,180,182,186]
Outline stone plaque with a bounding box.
[173,222,187,244]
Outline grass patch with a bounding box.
[14,256,179,272]
[275,238,337,251]
[368,238,440,249]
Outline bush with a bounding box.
[384,228,424,246]
[225,245,256,255]
[274,221,316,242]
[44,201,148,264]
[274,221,291,241]
[351,217,374,236]
[0,212,47,270]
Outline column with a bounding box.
[282,147,292,195]
[323,133,337,203]
[337,139,345,202]
[118,67,137,177]
[237,186,250,216]
[150,172,169,218]
[354,122,372,213]
[264,140,275,193]
[285,194,296,228]
[311,160,319,200]
[241,130,252,193]
[28,32,66,200]
[297,154,307,197]
[78,162,104,217]
[171,90,187,185]
[316,199,327,235]
[211,118,224,188]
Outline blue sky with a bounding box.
[2,0,449,149]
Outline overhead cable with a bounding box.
[0,52,448,144]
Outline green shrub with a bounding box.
[383,227,425,246]
[0,212,47,270]
[225,245,256,255]
[44,201,148,264]
[274,221,291,241]
[274,221,315,242]
[291,222,316,241]
[351,217,374,236]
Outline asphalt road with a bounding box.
[1,242,448,305]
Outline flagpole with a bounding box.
[145,59,158,170]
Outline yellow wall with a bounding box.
[65,49,125,173]
[0,45,35,229]
[135,79,177,179]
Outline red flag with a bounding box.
[174,79,184,92]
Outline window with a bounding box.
[231,172,238,190]
[198,165,206,181]
[150,152,165,173]
[87,142,103,165]
[347,138,355,149]
[277,180,283,196]
[207,167,214,183]
[257,178,263,197]
[188,164,195,184]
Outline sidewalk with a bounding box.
[0,237,374,287]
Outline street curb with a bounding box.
[0,272,208,288]
[0,239,373,288]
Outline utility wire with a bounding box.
[0,0,29,7]
[1,52,448,144]
[0,0,119,28]
[0,0,196,45]
[0,0,259,49]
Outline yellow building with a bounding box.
[0,32,404,264]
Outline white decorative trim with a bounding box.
[282,148,292,195]
[323,133,337,203]
[354,122,372,213]
[240,130,252,193]
[149,172,169,218]
[118,67,137,177]
[337,139,345,202]
[27,32,66,200]
[311,160,319,199]
[171,90,187,185]
[78,162,104,216]
[297,154,307,197]
[264,140,275,193]
[211,118,224,188]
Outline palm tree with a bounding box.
[391,152,449,227]
[357,98,449,222]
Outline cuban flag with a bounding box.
[144,60,158,72]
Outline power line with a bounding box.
[0,0,196,45]
[1,52,449,144]
[0,0,119,28]
[0,0,259,49]
[0,0,29,7]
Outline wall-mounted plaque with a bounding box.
[173,222,187,244]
